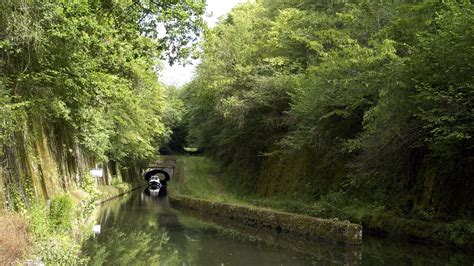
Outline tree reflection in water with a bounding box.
[83,191,191,265]
[82,191,360,265]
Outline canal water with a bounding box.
[82,190,474,265]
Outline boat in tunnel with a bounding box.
[143,169,171,197]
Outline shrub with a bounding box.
[34,236,86,265]
[80,174,97,194]
[111,178,121,186]
[111,179,131,192]
[447,220,474,247]
[310,192,348,219]
[29,204,50,239]
[28,195,85,264]
[77,193,99,220]
[49,194,73,232]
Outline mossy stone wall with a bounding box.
[170,195,362,245]
[256,148,347,198]
[1,121,92,210]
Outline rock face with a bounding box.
[170,195,363,245]
[0,125,92,210]
[0,123,142,210]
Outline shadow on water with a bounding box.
[82,191,474,265]
[174,207,362,265]
[82,191,187,265]
[82,191,319,265]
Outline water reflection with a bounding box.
[83,193,189,265]
[175,207,362,265]
[82,191,474,266]
[82,191,316,265]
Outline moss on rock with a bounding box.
[170,195,362,245]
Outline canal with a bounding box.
[82,190,474,265]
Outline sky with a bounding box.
[159,0,245,87]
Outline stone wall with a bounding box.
[170,195,363,245]
[0,122,92,210]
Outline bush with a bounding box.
[78,175,100,219]
[111,179,131,192]
[49,194,74,232]
[77,194,99,220]
[80,174,97,194]
[310,192,348,219]
[34,236,86,265]
[28,194,84,264]
[29,204,50,239]
[447,220,474,247]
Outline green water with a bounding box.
[82,191,474,265]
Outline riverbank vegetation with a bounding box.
[0,0,205,263]
[175,0,474,249]
[1,0,473,261]
[1,0,204,210]
[0,172,145,263]
[0,211,30,264]
[181,0,473,233]
[172,156,474,248]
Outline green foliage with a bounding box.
[30,194,74,238]
[0,0,205,165]
[110,178,121,187]
[78,174,101,219]
[446,220,474,247]
[49,193,73,232]
[173,155,474,248]
[111,178,131,192]
[29,204,51,239]
[29,193,94,264]
[0,1,206,263]
[78,195,98,221]
[351,1,474,214]
[8,186,28,214]
[34,236,85,265]
[309,192,349,219]
[412,2,474,154]
[183,0,474,218]
[80,174,96,195]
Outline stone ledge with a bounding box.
[170,195,362,245]
[98,185,145,204]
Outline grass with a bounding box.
[0,177,137,265]
[171,156,251,206]
[98,178,135,201]
[0,211,31,265]
[171,156,380,220]
[169,156,474,249]
[0,191,89,265]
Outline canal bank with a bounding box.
[82,189,474,265]
[0,180,144,265]
[98,184,145,203]
[83,190,335,265]
[169,195,362,245]
[170,156,474,251]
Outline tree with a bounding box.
[0,0,205,161]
